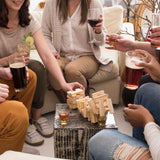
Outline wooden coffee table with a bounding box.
[53,103,117,160]
[54,103,117,160]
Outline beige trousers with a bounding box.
[48,55,99,90]
[0,69,37,154]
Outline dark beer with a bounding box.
[10,62,27,92]
[125,64,143,90]
[88,19,101,27]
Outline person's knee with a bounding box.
[5,101,29,132]
[65,64,81,79]
[28,60,45,77]
[135,82,160,101]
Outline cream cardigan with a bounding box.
[42,0,113,72]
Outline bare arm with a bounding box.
[33,29,84,92]
[105,35,156,56]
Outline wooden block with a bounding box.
[88,99,98,114]
[108,98,114,114]
[99,100,105,117]
[92,90,104,99]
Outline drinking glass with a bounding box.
[9,55,27,92]
[97,108,109,126]
[151,13,160,50]
[59,109,69,126]
[108,34,118,46]
[88,8,101,43]
[125,50,145,90]
[17,40,30,64]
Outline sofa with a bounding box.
[30,5,135,115]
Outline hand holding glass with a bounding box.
[9,55,27,92]
[88,8,101,43]
[151,13,160,50]
[108,34,118,46]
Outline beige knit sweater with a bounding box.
[42,0,113,72]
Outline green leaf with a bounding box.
[27,32,32,37]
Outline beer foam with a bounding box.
[126,60,143,69]
[10,62,25,68]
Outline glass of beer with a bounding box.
[151,13,160,50]
[125,51,144,90]
[59,110,69,126]
[9,55,27,92]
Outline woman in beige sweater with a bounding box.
[42,0,111,101]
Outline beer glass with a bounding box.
[125,51,144,90]
[9,55,27,92]
[151,13,160,50]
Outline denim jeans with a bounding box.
[89,129,148,160]
[89,82,160,160]
[133,82,160,142]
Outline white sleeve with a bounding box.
[144,122,160,160]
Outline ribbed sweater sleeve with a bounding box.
[144,122,160,160]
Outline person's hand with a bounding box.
[149,27,160,47]
[105,34,135,52]
[123,104,154,128]
[11,52,29,64]
[26,66,29,81]
[94,15,103,34]
[0,83,9,102]
[134,49,160,82]
[0,67,12,80]
[53,52,60,59]
[61,82,85,92]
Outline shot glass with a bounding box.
[59,110,69,126]
[9,55,27,92]
[151,13,160,50]
[97,109,109,126]
[108,34,118,46]
[125,50,145,90]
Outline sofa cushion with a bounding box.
[103,5,123,34]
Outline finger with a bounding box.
[0,83,9,89]
[0,90,9,99]
[19,52,28,57]
[151,27,160,32]
[105,46,115,49]
[128,104,138,109]
[0,97,6,102]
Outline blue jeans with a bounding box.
[89,129,148,160]
[133,82,160,142]
[89,82,160,160]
